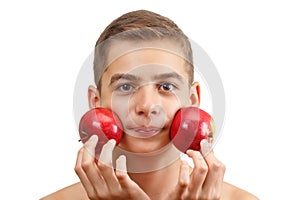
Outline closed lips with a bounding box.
[134,127,161,133]
[129,127,162,137]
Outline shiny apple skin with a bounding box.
[79,108,123,156]
[170,107,214,153]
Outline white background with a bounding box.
[1,1,299,199]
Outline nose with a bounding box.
[133,85,161,117]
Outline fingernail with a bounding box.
[108,139,116,146]
[201,139,212,155]
[85,135,98,147]
[98,139,116,165]
[90,135,98,143]
[186,149,192,155]
[116,155,127,173]
[84,135,98,156]
[180,160,190,184]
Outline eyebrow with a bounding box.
[153,72,185,83]
[109,73,141,85]
[109,72,185,86]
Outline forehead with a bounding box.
[103,40,189,81]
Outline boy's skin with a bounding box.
[41,10,258,200]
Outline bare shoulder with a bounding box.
[223,182,259,200]
[40,182,88,200]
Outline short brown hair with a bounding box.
[93,10,194,91]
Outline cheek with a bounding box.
[110,96,130,122]
[161,98,182,124]
[176,88,193,107]
[162,90,192,125]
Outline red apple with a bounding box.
[170,107,215,153]
[79,108,123,157]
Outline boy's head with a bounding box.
[93,10,194,93]
[87,9,201,155]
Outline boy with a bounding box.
[42,10,258,199]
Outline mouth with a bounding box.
[126,127,162,138]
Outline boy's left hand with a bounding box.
[167,139,226,200]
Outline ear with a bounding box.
[88,85,101,109]
[190,82,200,107]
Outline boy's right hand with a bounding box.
[74,135,150,200]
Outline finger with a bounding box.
[74,147,96,196]
[186,150,208,196]
[115,155,132,188]
[116,155,127,174]
[179,160,190,187]
[97,139,120,191]
[84,134,98,158]
[99,139,116,165]
[115,155,138,190]
[200,138,213,157]
[81,135,107,194]
[168,160,190,199]
[115,155,150,199]
[200,139,226,197]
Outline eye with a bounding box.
[159,82,176,91]
[116,83,135,93]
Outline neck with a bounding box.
[112,143,183,199]
[113,142,182,173]
[129,158,181,199]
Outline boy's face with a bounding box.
[91,41,200,153]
